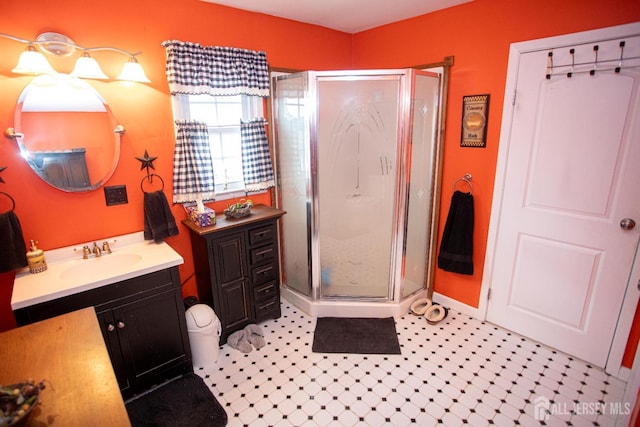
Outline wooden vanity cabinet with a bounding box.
[13,267,192,400]
[183,205,285,344]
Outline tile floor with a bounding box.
[196,299,629,427]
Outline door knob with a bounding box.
[620,218,636,230]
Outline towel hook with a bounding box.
[453,173,473,194]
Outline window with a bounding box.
[173,93,264,195]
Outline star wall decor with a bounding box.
[0,166,7,184]
[135,150,157,177]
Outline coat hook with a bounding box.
[590,45,599,76]
[567,48,575,78]
[615,41,625,73]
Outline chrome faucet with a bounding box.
[102,241,112,254]
[92,242,102,257]
[82,245,91,259]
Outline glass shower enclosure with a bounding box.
[273,69,442,303]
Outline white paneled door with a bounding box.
[484,25,640,368]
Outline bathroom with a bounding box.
[1,0,639,425]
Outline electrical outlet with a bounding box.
[104,185,128,206]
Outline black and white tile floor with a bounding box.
[196,300,628,426]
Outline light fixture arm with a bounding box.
[0,32,141,58]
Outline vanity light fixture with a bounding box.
[0,32,150,83]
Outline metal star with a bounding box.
[0,166,6,184]
[135,150,157,176]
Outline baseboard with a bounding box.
[432,291,482,320]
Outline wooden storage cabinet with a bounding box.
[184,205,285,344]
[13,267,192,399]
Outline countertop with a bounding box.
[182,204,286,236]
[11,232,184,310]
[0,307,131,426]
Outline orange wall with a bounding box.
[0,0,352,331]
[352,0,640,307]
[1,0,639,364]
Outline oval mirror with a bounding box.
[13,74,122,192]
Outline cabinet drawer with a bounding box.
[250,245,275,265]
[254,297,279,318]
[253,280,278,302]
[252,264,276,285]
[249,224,275,246]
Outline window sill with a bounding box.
[213,189,268,202]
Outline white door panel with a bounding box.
[486,29,640,368]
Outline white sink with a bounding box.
[12,232,184,310]
[59,253,143,281]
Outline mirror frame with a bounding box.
[13,74,123,192]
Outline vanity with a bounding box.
[11,232,192,400]
[183,204,286,344]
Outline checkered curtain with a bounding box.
[162,40,270,97]
[172,120,216,203]
[240,118,275,192]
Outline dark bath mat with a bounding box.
[125,373,227,427]
[312,317,401,355]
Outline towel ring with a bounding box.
[140,174,165,193]
[0,191,16,213]
[453,173,473,194]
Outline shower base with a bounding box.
[281,286,429,319]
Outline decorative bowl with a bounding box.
[223,199,253,219]
[0,380,44,426]
[224,204,252,219]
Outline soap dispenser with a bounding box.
[26,240,47,274]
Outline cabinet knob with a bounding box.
[117,321,125,329]
[107,323,116,332]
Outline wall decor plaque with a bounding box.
[461,94,489,147]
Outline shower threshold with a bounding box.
[281,286,429,319]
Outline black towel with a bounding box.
[438,190,474,275]
[143,190,178,243]
[0,211,28,273]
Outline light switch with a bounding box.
[104,185,128,206]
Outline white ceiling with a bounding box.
[200,0,473,34]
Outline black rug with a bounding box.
[125,373,227,427]
[312,317,401,355]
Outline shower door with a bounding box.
[272,73,312,297]
[274,69,443,302]
[316,73,403,298]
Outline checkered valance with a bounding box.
[162,40,270,97]
[241,118,275,192]
[172,120,216,203]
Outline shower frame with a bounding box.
[271,59,451,315]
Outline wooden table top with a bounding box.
[0,307,130,426]
[182,203,286,236]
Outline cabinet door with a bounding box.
[212,233,246,285]
[211,232,250,331]
[112,286,191,395]
[96,309,129,391]
[220,281,250,330]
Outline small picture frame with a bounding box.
[461,94,490,148]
